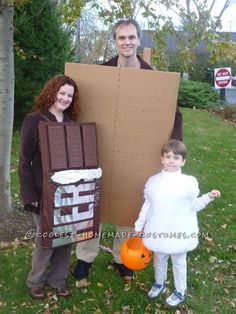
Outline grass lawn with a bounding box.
[0,107,236,313]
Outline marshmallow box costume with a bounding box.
[135,170,213,254]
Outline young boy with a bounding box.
[135,139,220,307]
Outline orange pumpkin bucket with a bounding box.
[120,237,151,270]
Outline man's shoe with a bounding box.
[30,288,45,300]
[124,275,133,282]
[73,259,92,280]
[165,291,185,307]
[147,283,166,299]
[113,262,134,281]
[57,285,71,298]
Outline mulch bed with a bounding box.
[0,205,34,243]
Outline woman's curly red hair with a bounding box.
[33,75,80,121]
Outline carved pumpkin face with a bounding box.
[120,237,151,270]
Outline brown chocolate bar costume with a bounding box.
[19,111,101,249]
[38,121,100,248]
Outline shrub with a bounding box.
[178,79,219,108]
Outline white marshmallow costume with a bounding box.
[135,170,214,254]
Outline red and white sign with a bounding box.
[214,67,231,89]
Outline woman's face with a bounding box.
[50,84,74,113]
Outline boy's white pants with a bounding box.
[154,251,187,295]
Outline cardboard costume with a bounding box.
[38,121,101,248]
[65,64,180,227]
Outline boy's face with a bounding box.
[161,150,186,172]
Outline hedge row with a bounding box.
[178,79,219,108]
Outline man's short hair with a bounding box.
[112,19,142,40]
[161,140,187,159]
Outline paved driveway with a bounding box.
[226,87,236,105]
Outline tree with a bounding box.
[93,0,142,21]
[0,1,15,211]
[14,0,75,124]
[142,0,236,74]
[0,0,83,212]
[74,5,115,63]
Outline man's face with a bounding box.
[115,24,140,58]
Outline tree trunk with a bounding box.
[0,4,14,212]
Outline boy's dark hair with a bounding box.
[161,140,187,159]
[112,19,142,40]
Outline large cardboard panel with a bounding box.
[65,63,180,226]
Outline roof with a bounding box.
[139,30,236,54]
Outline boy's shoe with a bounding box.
[147,283,166,299]
[165,291,185,307]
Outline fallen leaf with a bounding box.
[62,309,72,314]
[122,305,132,312]
[104,288,113,299]
[123,285,131,292]
[220,224,227,229]
[214,274,225,283]
[73,305,80,312]
[230,300,235,308]
[204,236,214,243]
[224,288,229,295]
[108,264,114,270]
[76,279,91,288]
[209,256,217,263]
[93,309,103,314]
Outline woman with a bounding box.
[19,75,79,299]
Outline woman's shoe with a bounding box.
[57,285,71,298]
[30,288,45,300]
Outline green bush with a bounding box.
[178,79,219,108]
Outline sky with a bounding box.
[210,1,236,31]
[91,1,236,32]
[138,0,236,32]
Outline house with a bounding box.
[140,30,236,54]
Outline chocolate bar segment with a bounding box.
[65,125,84,169]
[48,125,68,171]
[38,122,51,172]
[81,123,98,168]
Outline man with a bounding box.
[73,19,183,285]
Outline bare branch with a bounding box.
[208,0,217,13]
[218,0,231,19]
[191,0,201,18]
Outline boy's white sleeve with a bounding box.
[135,200,150,232]
[192,193,213,212]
